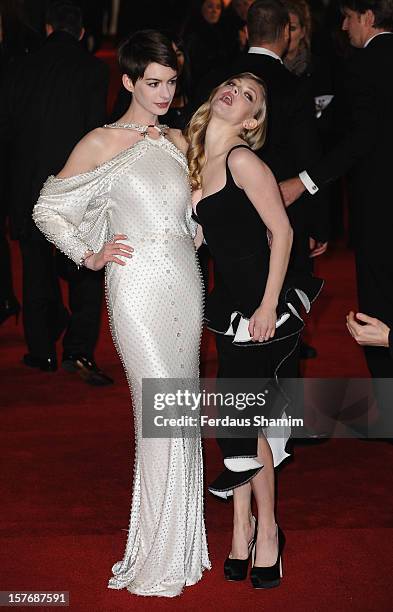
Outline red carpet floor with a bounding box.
[1,239,393,612]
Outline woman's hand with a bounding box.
[83,234,133,270]
[248,303,277,342]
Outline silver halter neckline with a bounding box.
[104,122,169,137]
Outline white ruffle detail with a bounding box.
[209,424,291,500]
[224,457,263,472]
[211,489,233,499]
[295,288,311,313]
[224,312,238,336]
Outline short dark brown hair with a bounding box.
[247,0,290,44]
[341,0,393,29]
[46,1,83,40]
[118,30,177,82]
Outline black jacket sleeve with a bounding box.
[306,54,377,188]
[290,78,330,241]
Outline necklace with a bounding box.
[104,122,169,137]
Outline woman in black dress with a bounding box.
[186,72,322,588]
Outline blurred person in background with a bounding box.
[221,0,255,57]
[279,0,393,430]
[0,1,112,384]
[283,0,334,359]
[182,0,227,85]
[0,0,43,326]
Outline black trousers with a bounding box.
[355,249,393,432]
[0,210,14,301]
[215,330,300,460]
[20,238,103,360]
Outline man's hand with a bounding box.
[279,177,306,207]
[346,311,390,347]
[309,238,328,258]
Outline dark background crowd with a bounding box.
[0,0,392,393]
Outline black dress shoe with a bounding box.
[0,296,21,326]
[62,354,114,386]
[299,341,317,359]
[23,353,58,371]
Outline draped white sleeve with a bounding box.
[33,170,111,266]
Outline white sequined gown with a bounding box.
[33,132,211,597]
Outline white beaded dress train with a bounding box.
[33,129,211,597]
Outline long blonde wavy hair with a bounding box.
[185,72,268,191]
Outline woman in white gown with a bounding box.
[33,30,210,597]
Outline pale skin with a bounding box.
[286,11,306,62]
[194,77,293,566]
[56,62,188,270]
[346,311,390,347]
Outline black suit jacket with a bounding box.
[0,30,109,239]
[307,34,393,252]
[196,51,329,274]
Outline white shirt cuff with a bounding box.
[299,170,319,194]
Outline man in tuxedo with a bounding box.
[280,0,393,379]
[0,1,112,384]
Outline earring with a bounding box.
[244,120,257,130]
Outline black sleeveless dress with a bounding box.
[193,145,323,497]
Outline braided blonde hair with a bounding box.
[185,72,267,190]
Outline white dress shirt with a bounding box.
[364,31,392,47]
[248,46,283,64]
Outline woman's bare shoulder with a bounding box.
[227,146,272,189]
[56,128,110,178]
[227,146,268,173]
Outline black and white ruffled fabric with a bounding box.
[205,274,323,499]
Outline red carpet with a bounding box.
[1,47,392,609]
[1,239,392,611]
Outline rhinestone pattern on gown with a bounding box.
[33,134,211,597]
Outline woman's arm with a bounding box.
[33,129,132,268]
[229,148,293,342]
[191,188,204,249]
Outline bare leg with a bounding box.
[251,435,278,566]
[230,482,254,559]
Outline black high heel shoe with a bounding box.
[0,297,20,326]
[250,524,285,589]
[224,516,257,581]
